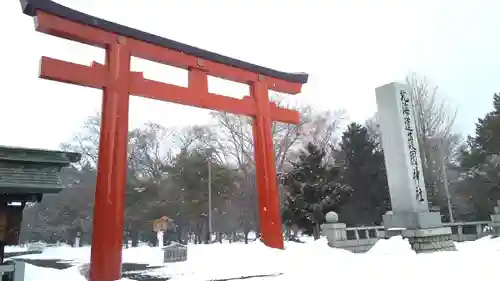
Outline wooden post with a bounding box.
[89,39,131,281]
[251,81,284,249]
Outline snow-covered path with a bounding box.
[8,235,500,281]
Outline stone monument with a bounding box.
[375,82,456,253]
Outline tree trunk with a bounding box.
[204,222,210,244]
[244,231,249,244]
[196,232,203,244]
[131,231,139,247]
[123,236,129,249]
[177,228,183,244]
[285,227,292,240]
[163,230,168,246]
[255,224,261,239]
[313,222,321,240]
[292,224,299,240]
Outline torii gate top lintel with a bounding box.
[20,0,308,91]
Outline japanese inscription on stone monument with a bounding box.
[399,90,425,203]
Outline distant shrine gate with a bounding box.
[19,1,308,281]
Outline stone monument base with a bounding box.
[383,211,456,253]
[402,227,456,253]
[382,211,442,229]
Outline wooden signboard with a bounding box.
[153,216,172,232]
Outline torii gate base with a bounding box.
[19,1,308,281]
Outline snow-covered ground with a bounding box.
[7,235,500,281]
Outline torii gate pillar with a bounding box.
[19,1,308,281]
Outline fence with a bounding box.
[323,200,500,253]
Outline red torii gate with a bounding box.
[19,1,308,281]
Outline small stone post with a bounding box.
[321,212,347,247]
[490,200,500,235]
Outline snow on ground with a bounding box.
[23,263,85,281]
[5,245,28,253]
[12,235,500,281]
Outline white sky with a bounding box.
[1,0,500,150]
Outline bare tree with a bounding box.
[365,114,382,149]
[406,73,461,211]
[127,122,175,182]
[209,98,323,173]
[297,108,347,165]
[208,98,314,237]
[60,112,101,168]
[59,114,183,245]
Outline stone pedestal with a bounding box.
[402,227,455,253]
[382,211,442,229]
[375,82,455,253]
[382,211,456,252]
[322,212,347,247]
[489,200,500,235]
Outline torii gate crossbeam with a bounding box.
[18,1,308,281]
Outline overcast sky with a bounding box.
[1,0,499,150]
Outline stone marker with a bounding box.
[375,82,456,252]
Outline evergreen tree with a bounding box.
[281,143,345,239]
[338,122,390,226]
[460,93,500,217]
[166,148,236,243]
[463,93,500,168]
